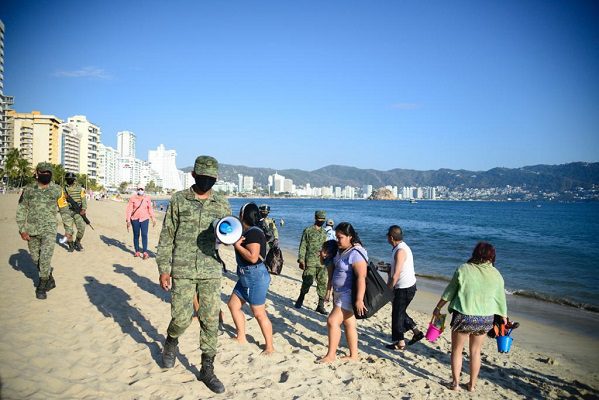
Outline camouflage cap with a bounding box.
[315,210,326,220]
[36,162,53,172]
[193,155,218,178]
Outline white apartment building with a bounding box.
[425,187,436,200]
[117,130,136,158]
[68,115,100,178]
[283,178,293,193]
[214,180,237,194]
[242,175,254,192]
[117,156,142,185]
[180,170,193,189]
[322,186,334,197]
[270,173,285,194]
[342,186,356,199]
[60,122,81,173]
[401,186,414,199]
[139,161,162,188]
[97,144,119,188]
[148,144,182,191]
[362,185,373,199]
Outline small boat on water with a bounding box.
[409,199,417,204]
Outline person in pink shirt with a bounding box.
[125,186,156,259]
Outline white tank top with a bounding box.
[391,242,416,289]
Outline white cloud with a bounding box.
[391,102,420,110]
[53,66,112,79]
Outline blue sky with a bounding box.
[1,0,598,171]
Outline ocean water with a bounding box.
[156,198,599,311]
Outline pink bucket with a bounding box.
[425,323,442,342]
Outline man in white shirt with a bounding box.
[386,225,423,350]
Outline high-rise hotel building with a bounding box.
[60,121,81,173]
[67,115,100,178]
[7,110,62,167]
[117,130,136,158]
[0,20,15,167]
[148,144,182,191]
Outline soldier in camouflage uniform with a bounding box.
[58,171,87,252]
[16,162,64,300]
[258,204,279,248]
[157,155,230,394]
[295,210,329,314]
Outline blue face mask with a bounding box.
[137,190,144,196]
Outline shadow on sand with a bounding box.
[84,275,199,377]
[100,235,135,256]
[113,263,170,303]
[8,249,38,286]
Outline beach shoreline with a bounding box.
[1,193,597,399]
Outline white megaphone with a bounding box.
[215,216,243,245]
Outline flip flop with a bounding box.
[407,331,424,345]
[385,342,406,350]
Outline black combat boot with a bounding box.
[315,298,327,315]
[67,241,74,252]
[294,293,305,309]
[46,273,56,291]
[74,239,83,251]
[198,353,225,394]
[162,335,178,368]
[36,278,48,300]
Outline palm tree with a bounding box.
[52,164,66,186]
[16,158,31,187]
[4,148,20,187]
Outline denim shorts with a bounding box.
[333,289,353,312]
[233,263,271,305]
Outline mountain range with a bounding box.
[183,162,599,192]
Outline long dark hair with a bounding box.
[467,242,496,265]
[334,222,362,246]
[239,202,261,227]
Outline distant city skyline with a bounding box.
[1,1,597,172]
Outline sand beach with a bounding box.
[0,193,598,399]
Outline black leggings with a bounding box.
[391,284,417,341]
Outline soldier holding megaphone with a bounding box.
[156,155,230,394]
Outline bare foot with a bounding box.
[340,355,359,362]
[315,355,335,364]
[261,348,275,356]
[448,382,461,391]
[467,382,475,392]
[231,336,247,344]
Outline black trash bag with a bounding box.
[353,260,394,320]
[265,246,284,275]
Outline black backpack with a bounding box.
[265,246,284,275]
[352,248,394,319]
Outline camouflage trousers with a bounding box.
[167,277,221,357]
[27,233,55,279]
[60,209,86,240]
[300,265,327,300]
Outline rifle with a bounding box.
[64,188,95,230]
